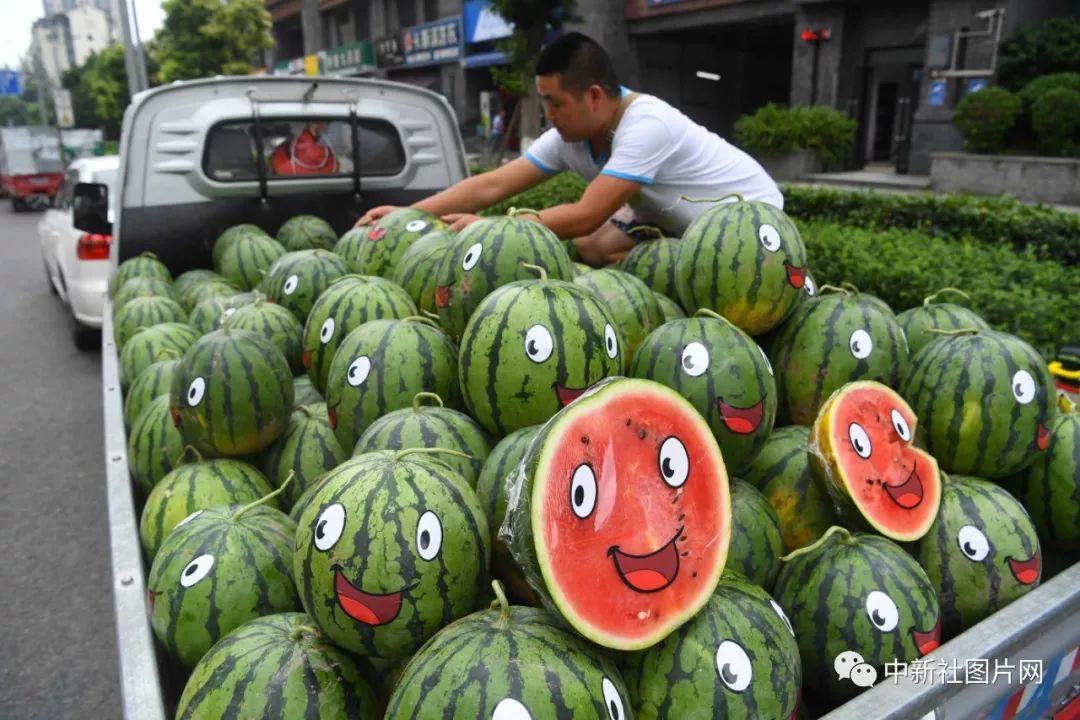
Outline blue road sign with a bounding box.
[0,70,22,97]
[967,78,989,95]
[928,80,947,108]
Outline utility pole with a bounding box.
[111,0,148,95]
[301,0,323,57]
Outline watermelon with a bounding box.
[810,381,942,542]
[175,613,383,719]
[293,450,490,661]
[325,317,460,451]
[212,224,270,268]
[124,357,182,429]
[112,277,176,313]
[623,570,801,720]
[226,298,305,374]
[727,479,784,590]
[629,311,776,474]
[178,276,241,314]
[575,268,665,367]
[174,269,228,303]
[772,526,941,712]
[128,395,187,496]
[147,502,301,668]
[458,277,623,437]
[112,295,187,347]
[277,215,338,252]
[118,322,197,393]
[572,261,591,276]
[1008,412,1080,552]
[301,275,417,394]
[214,233,287,291]
[139,457,276,559]
[341,208,445,277]
[742,426,838,553]
[618,235,681,298]
[263,249,350,323]
[769,289,909,425]
[259,404,347,507]
[186,292,257,336]
[109,252,172,298]
[506,377,732,650]
[900,330,1055,478]
[387,582,632,719]
[390,229,455,313]
[293,374,323,406]
[676,199,808,336]
[654,292,685,322]
[170,328,294,456]
[917,474,1041,639]
[433,213,575,342]
[897,288,989,356]
[353,392,492,488]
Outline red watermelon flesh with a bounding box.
[523,378,731,650]
[812,381,941,542]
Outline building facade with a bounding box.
[33,0,118,85]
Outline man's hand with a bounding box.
[442,213,484,232]
[354,205,400,227]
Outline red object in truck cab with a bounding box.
[0,172,64,199]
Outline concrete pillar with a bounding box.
[301,0,324,54]
[789,3,846,108]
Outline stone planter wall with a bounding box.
[931,152,1080,205]
[759,149,823,182]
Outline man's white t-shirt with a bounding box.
[524,90,783,235]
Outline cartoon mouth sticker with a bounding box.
[785,262,807,289]
[301,349,312,369]
[884,462,924,509]
[717,399,765,435]
[1036,424,1050,451]
[334,568,405,626]
[327,404,338,429]
[608,527,683,593]
[911,616,941,656]
[556,383,589,407]
[368,226,387,242]
[434,285,452,308]
[1007,551,1041,585]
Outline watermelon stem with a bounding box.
[175,445,205,468]
[232,471,295,520]
[490,580,512,627]
[421,310,441,322]
[152,347,182,362]
[633,226,666,239]
[779,525,852,563]
[840,282,862,294]
[401,315,443,330]
[508,207,543,219]
[926,327,982,337]
[693,308,738,329]
[392,447,473,463]
[678,193,744,204]
[288,624,321,642]
[413,392,444,410]
[817,284,851,296]
[923,288,972,306]
[521,263,548,280]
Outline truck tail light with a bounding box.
[77,233,112,260]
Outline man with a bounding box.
[356,32,782,266]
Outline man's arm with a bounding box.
[519,174,643,239]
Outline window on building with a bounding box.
[424,0,439,23]
[399,0,416,29]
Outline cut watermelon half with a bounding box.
[811,381,942,542]
[506,377,731,651]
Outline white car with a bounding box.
[39,155,119,349]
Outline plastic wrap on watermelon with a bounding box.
[498,376,734,651]
[807,380,942,543]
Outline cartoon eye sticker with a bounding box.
[283,274,300,296]
[320,317,336,344]
[314,503,346,552]
[601,677,626,720]
[570,463,598,519]
[604,324,619,360]
[416,511,443,561]
[849,329,873,360]
[957,525,991,562]
[176,510,203,528]
[1011,370,1036,405]
[758,224,782,253]
[865,590,899,632]
[659,436,689,488]
[848,423,872,459]
[491,699,533,720]
[223,307,236,318]
[524,325,554,364]
[462,242,484,271]
[347,356,372,387]
[179,554,215,588]
[715,640,753,692]
[405,220,428,233]
[758,345,773,376]
[681,342,709,377]
[771,599,795,636]
[804,275,817,296]
[186,377,206,407]
[891,409,912,442]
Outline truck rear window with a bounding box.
[203,118,406,181]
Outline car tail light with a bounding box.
[77,233,112,260]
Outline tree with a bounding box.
[998,17,1080,92]
[0,96,30,126]
[154,0,273,83]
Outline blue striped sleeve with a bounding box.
[524,151,557,175]
[601,168,654,185]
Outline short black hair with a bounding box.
[535,32,620,98]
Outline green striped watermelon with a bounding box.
[139,457,276,559]
[675,199,808,336]
[112,277,176,313]
[387,583,632,719]
[109,252,172,298]
[1008,412,1080,552]
[506,377,732,650]
[186,292,257,336]
[618,234,681,298]
[301,275,417,394]
[917,474,1041,639]
[263,249,350,323]
[629,312,776,475]
[727,479,784,590]
[433,213,575,342]
[147,503,301,668]
[572,261,591,277]
[742,426,838,553]
[124,357,182,429]
[899,330,1055,478]
[213,225,270,268]
[178,276,241,314]
[112,295,188,347]
[654,293,685,322]
[176,613,383,719]
[623,570,801,720]
[897,289,989,356]
[277,215,338,252]
[769,290,908,425]
[325,317,460,451]
[353,392,492,488]
[390,229,455,314]
[774,526,940,712]
[214,233,287,291]
[226,298,305,374]
[575,268,665,367]
[128,395,187,496]
[170,328,295,456]
[293,450,490,661]
[293,374,323,406]
[458,277,623,437]
[174,269,229,303]
[118,322,197,394]
[343,208,445,277]
[259,404,347,507]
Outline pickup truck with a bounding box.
[1,126,65,211]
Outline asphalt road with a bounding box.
[0,202,121,718]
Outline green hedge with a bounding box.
[733,103,857,170]
[480,172,588,217]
